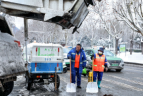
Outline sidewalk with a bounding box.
[117,52,143,65]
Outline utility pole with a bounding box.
[24,18,28,67]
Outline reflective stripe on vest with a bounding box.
[74,54,80,68]
[71,60,82,64]
[93,54,105,72]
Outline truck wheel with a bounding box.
[26,77,33,90]
[0,87,4,96]
[116,69,121,72]
[54,75,60,89]
[83,74,86,77]
[63,67,67,73]
[3,81,14,96]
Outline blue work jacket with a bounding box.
[67,48,86,74]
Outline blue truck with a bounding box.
[23,43,63,90]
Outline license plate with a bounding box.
[112,63,118,66]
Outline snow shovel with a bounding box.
[86,57,98,93]
[66,59,76,92]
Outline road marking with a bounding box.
[125,72,135,75]
[135,77,143,81]
[126,64,143,68]
[125,68,143,72]
[60,76,68,84]
[126,66,143,70]
[107,75,143,86]
[60,75,112,89]
[103,78,143,92]
[81,78,112,89]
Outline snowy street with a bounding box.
[9,64,143,96]
[1,0,143,96]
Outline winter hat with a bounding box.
[98,47,104,53]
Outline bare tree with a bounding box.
[114,0,143,54]
[114,0,143,36]
[91,0,123,55]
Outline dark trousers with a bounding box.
[93,71,103,81]
[72,68,81,86]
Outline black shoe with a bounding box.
[77,86,82,89]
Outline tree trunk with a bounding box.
[141,42,143,55]
[115,38,119,55]
[130,40,133,55]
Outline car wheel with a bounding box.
[116,69,121,72]
[83,74,86,77]
[63,67,67,73]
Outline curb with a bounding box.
[124,62,143,66]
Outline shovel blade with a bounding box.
[66,83,76,92]
[86,82,98,93]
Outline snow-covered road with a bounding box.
[9,64,143,96]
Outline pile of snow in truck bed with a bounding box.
[0,32,26,76]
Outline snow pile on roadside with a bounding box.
[117,52,143,64]
[0,32,26,76]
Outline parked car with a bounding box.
[85,49,124,72]
[63,47,71,69]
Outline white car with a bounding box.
[63,47,71,69]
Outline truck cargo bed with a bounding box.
[0,15,26,78]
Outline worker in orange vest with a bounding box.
[67,44,86,88]
[91,47,108,89]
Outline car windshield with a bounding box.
[94,50,98,54]
[104,50,114,56]
[63,48,70,53]
[95,50,114,57]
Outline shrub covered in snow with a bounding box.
[0,32,26,76]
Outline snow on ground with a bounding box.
[117,52,143,64]
[0,32,25,76]
[9,75,57,96]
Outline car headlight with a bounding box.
[119,60,124,66]
[120,60,124,64]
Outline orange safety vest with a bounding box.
[74,54,80,68]
[93,54,105,72]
